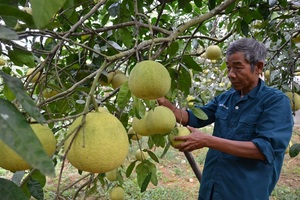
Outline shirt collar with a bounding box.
[234,78,265,99]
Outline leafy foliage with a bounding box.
[0,0,299,198]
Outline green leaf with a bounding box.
[177,65,192,95]
[182,55,202,71]
[126,160,137,178]
[0,25,19,40]
[240,20,249,36]
[0,99,55,177]
[208,0,216,10]
[0,178,28,200]
[29,0,67,29]
[149,162,158,186]
[117,81,131,109]
[3,84,16,101]
[140,173,151,193]
[116,28,132,48]
[289,143,300,158]
[30,170,47,187]
[8,47,35,68]
[257,3,270,20]
[167,41,179,58]
[145,149,159,163]
[194,0,202,7]
[62,0,75,19]
[149,134,166,148]
[27,179,44,200]
[0,71,46,124]
[0,4,35,28]
[190,107,208,120]
[133,96,146,118]
[135,161,154,192]
[160,141,171,159]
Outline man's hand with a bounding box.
[174,126,209,152]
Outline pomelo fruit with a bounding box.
[168,126,190,148]
[128,60,171,100]
[0,124,56,172]
[205,45,222,60]
[285,92,300,111]
[64,112,129,173]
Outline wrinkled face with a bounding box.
[226,52,262,96]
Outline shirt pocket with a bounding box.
[236,114,259,140]
[214,108,229,137]
[215,107,229,120]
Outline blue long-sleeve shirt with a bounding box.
[187,80,294,200]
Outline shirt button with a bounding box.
[235,106,239,110]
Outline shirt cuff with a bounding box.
[252,138,275,164]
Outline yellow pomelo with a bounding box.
[132,117,152,136]
[26,68,41,83]
[111,73,128,89]
[106,168,118,181]
[146,106,176,134]
[42,89,59,99]
[115,69,124,74]
[100,71,115,86]
[97,106,109,113]
[205,45,222,60]
[128,60,171,100]
[285,92,300,111]
[127,127,143,140]
[0,58,6,66]
[109,186,125,200]
[0,124,56,172]
[135,149,148,161]
[64,112,129,173]
[264,70,270,79]
[168,127,190,147]
[292,36,300,44]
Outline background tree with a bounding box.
[0,0,299,199]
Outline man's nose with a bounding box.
[227,69,236,78]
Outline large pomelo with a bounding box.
[132,116,152,136]
[0,124,56,172]
[146,106,176,134]
[64,112,129,173]
[128,60,171,100]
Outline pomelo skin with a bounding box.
[205,45,222,60]
[0,124,56,172]
[128,60,171,100]
[65,112,129,173]
[168,126,190,148]
[146,106,176,134]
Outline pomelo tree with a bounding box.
[0,0,299,199]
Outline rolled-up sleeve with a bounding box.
[252,92,294,164]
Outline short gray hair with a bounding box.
[226,38,267,71]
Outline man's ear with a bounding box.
[255,61,264,74]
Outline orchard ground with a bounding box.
[1,125,300,200]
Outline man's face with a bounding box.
[226,52,262,95]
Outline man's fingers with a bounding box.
[187,125,195,132]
